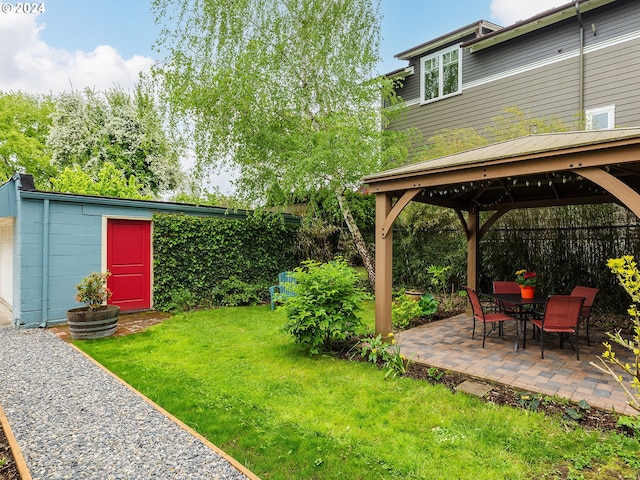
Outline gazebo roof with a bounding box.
[364,128,640,212]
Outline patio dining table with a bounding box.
[482,292,547,352]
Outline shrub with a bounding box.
[211,276,265,307]
[591,255,640,413]
[418,292,438,316]
[282,258,370,354]
[356,332,412,378]
[166,289,196,313]
[75,271,112,310]
[391,293,423,330]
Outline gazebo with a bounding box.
[363,128,640,335]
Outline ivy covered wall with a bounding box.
[153,212,299,310]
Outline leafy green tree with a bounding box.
[0,91,56,186]
[47,85,183,195]
[50,163,152,199]
[151,0,409,289]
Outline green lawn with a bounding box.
[76,305,640,479]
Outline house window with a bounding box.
[420,45,461,103]
[586,105,615,130]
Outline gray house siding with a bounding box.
[390,0,640,159]
[463,20,581,85]
[394,33,478,105]
[583,36,640,125]
[394,58,581,156]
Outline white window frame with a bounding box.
[585,105,615,130]
[420,45,462,105]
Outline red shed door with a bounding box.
[107,219,151,311]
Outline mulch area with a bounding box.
[406,362,624,434]
[0,427,19,480]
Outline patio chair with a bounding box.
[269,271,296,310]
[464,286,517,348]
[492,281,521,314]
[570,286,599,346]
[530,295,585,360]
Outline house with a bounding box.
[366,0,640,334]
[388,0,640,152]
[0,173,296,328]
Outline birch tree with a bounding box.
[151,0,408,288]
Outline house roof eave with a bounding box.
[395,20,502,61]
[462,0,617,53]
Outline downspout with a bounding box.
[576,2,584,124]
[12,174,22,327]
[40,198,49,327]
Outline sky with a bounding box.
[0,0,572,94]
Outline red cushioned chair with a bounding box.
[531,295,585,360]
[465,286,517,348]
[570,286,599,346]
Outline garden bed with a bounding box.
[0,424,19,480]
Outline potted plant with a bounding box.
[515,269,537,299]
[66,271,120,339]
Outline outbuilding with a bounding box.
[0,173,258,328]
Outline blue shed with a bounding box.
[0,173,262,328]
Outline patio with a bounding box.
[398,314,638,416]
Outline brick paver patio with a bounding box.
[398,314,638,416]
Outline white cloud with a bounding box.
[490,0,569,26]
[0,13,153,94]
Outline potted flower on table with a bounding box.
[515,269,537,299]
[66,271,120,339]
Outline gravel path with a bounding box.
[0,327,252,480]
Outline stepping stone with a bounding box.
[456,380,492,398]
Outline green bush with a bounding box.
[153,212,298,310]
[356,332,411,378]
[211,276,265,307]
[391,293,423,330]
[282,258,370,354]
[418,292,438,316]
[166,288,196,313]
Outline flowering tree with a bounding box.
[48,85,183,195]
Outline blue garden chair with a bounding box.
[269,271,296,310]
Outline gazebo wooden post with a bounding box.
[466,208,480,293]
[375,192,393,336]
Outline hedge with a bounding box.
[153,212,299,310]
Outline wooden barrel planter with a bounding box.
[66,305,120,340]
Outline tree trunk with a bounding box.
[335,191,375,290]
